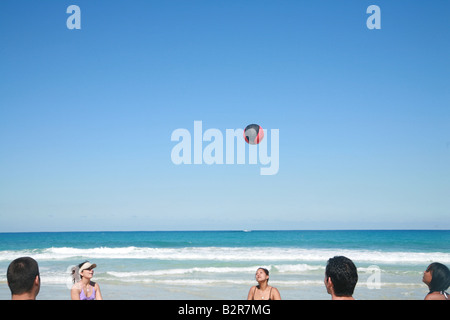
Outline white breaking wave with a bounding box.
[0,246,449,264]
[106,264,324,278]
[108,266,258,278]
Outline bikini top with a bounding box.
[80,286,96,300]
[251,286,272,300]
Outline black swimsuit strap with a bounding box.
[252,286,272,300]
[252,286,257,300]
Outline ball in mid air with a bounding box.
[244,124,264,145]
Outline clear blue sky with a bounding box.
[0,0,449,231]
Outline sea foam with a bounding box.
[1,246,449,264]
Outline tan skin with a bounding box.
[71,267,103,300]
[247,268,281,300]
[423,265,448,300]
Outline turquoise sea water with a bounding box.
[0,230,449,300]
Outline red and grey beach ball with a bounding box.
[244,124,264,145]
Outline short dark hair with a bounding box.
[427,262,450,292]
[325,256,358,296]
[7,257,40,295]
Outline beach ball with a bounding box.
[244,124,264,145]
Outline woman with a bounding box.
[71,261,103,300]
[422,262,450,300]
[247,267,281,300]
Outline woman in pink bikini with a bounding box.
[71,261,103,300]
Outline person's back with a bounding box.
[324,256,358,300]
[7,257,41,300]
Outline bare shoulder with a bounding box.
[271,287,281,300]
[247,286,257,299]
[425,292,447,300]
[71,282,81,291]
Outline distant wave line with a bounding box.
[1,246,449,264]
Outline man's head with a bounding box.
[7,257,40,300]
[325,256,358,298]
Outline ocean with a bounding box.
[0,230,449,300]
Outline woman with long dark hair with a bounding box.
[247,267,281,300]
[71,261,103,300]
[422,262,450,300]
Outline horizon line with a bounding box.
[0,228,449,234]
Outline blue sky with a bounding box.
[0,0,449,231]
